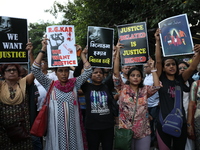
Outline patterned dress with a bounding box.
[113,75,159,139]
[190,80,200,150]
[32,64,92,150]
[0,83,33,150]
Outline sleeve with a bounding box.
[75,67,92,90]
[146,85,160,98]
[190,81,198,102]
[113,74,124,92]
[31,62,52,91]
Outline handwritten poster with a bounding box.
[117,22,149,66]
[0,16,28,63]
[46,25,77,68]
[87,26,114,68]
[158,14,194,57]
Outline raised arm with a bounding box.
[25,41,35,85]
[113,40,122,78]
[154,29,162,77]
[182,44,200,81]
[148,57,160,87]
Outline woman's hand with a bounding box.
[26,41,33,54]
[154,28,160,42]
[187,125,195,138]
[41,37,48,51]
[147,56,155,70]
[75,44,82,51]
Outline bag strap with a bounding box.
[159,85,182,125]
[44,81,55,106]
[131,90,139,124]
[174,85,182,110]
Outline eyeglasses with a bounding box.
[5,69,17,73]
[179,66,188,70]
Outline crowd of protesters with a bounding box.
[0,27,200,150]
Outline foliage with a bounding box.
[28,22,55,58]
[45,0,200,48]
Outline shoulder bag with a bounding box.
[114,91,139,150]
[30,81,54,137]
[159,85,183,137]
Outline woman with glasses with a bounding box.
[0,47,35,149]
[154,29,200,150]
[32,38,92,150]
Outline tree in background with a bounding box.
[45,0,200,51]
[28,22,55,58]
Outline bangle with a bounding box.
[84,65,91,69]
[39,50,46,54]
[151,69,157,73]
[83,60,88,64]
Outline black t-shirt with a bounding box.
[159,73,186,123]
[81,82,114,130]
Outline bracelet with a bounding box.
[39,50,46,54]
[84,64,91,69]
[151,69,157,73]
[187,123,191,127]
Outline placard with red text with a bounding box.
[117,22,149,66]
[46,25,77,68]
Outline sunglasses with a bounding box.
[179,66,188,70]
[5,69,17,72]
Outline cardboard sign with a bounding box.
[117,22,149,66]
[46,25,77,68]
[87,26,114,68]
[158,14,194,57]
[0,16,28,63]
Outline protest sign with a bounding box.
[46,25,77,68]
[158,14,194,57]
[0,16,28,63]
[87,26,114,68]
[117,22,149,66]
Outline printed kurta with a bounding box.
[113,75,159,139]
[32,64,92,150]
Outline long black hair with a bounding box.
[126,67,144,88]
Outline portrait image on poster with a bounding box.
[158,14,194,57]
[87,26,114,68]
[117,22,149,66]
[0,16,28,63]
[46,25,78,68]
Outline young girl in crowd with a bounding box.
[113,42,161,150]
[154,29,200,150]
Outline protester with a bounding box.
[187,79,200,150]
[143,63,160,149]
[120,65,131,83]
[80,68,117,150]
[0,63,34,149]
[113,41,161,150]
[31,38,92,150]
[154,28,200,150]
[178,61,195,150]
